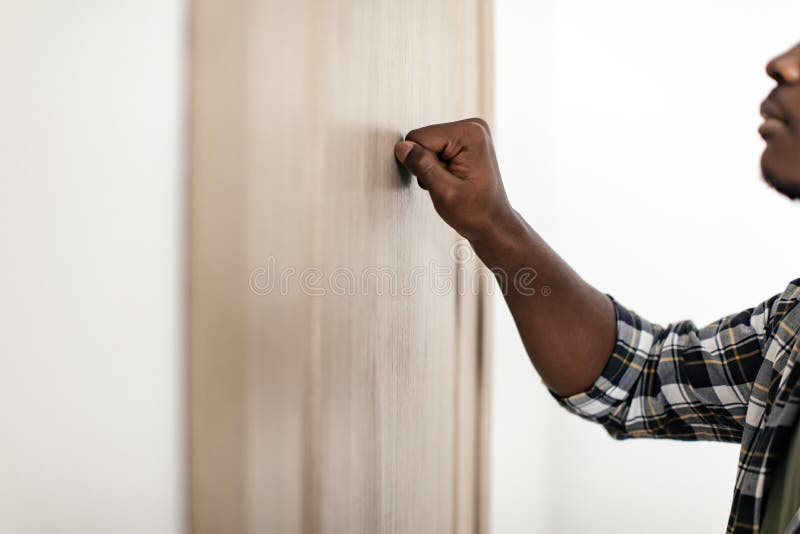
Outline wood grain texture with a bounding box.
[189,1,493,533]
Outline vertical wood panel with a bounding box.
[243,2,318,533]
[189,1,492,533]
[189,1,247,531]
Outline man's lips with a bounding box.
[759,92,792,139]
[760,99,789,124]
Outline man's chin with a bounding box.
[761,153,800,201]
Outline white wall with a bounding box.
[0,2,185,533]
[491,1,800,533]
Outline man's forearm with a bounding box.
[470,209,618,397]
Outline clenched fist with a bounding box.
[394,118,515,244]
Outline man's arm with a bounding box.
[395,118,787,443]
[394,117,617,397]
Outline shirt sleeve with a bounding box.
[551,291,782,443]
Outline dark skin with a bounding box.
[394,42,800,398]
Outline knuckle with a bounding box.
[406,123,441,143]
[405,127,423,142]
[406,146,438,178]
[462,121,489,145]
[437,186,460,208]
[466,117,490,133]
[419,159,437,177]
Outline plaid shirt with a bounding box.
[554,277,800,533]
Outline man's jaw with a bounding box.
[761,160,800,201]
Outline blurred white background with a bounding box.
[0,2,185,533]
[491,1,800,533]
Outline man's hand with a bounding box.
[394,118,515,244]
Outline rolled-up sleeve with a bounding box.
[552,292,780,442]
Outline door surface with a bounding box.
[189,2,493,533]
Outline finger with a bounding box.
[405,117,490,160]
[395,140,459,192]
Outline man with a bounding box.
[394,42,800,534]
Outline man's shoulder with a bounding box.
[769,277,800,327]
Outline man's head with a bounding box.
[760,42,800,200]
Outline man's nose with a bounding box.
[766,45,800,84]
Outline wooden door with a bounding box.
[189,2,492,533]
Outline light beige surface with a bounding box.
[189,1,492,533]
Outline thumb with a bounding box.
[395,141,459,192]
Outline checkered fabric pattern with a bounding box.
[553,278,800,533]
